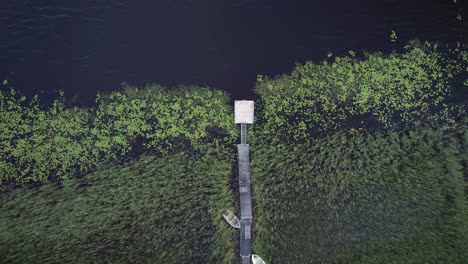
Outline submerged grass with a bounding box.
[1,127,466,263]
[0,146,236,264]
[250,127,467,263]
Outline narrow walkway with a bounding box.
[238,142,252,264]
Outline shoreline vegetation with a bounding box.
[1,40,467,263]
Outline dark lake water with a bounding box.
[1,0,466,107]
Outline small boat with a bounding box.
[222,210,240,229]
[252,254,266,264]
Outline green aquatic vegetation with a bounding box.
[0,39,466,263]
[0,147,235,263]
[390,30,397,42]
[0,83,237,183]
[251,40,467,146]
[250,127,467,263]
[91,83,238,158]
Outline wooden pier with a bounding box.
[238,143,252,264]
[235,101,254,264]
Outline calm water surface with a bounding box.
[1,0,466,106]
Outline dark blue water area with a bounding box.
[0,0,466,108]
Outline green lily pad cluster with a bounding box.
[252,40,467,146]
[0,84,238,183]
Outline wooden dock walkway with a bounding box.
[238,143,252,264]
